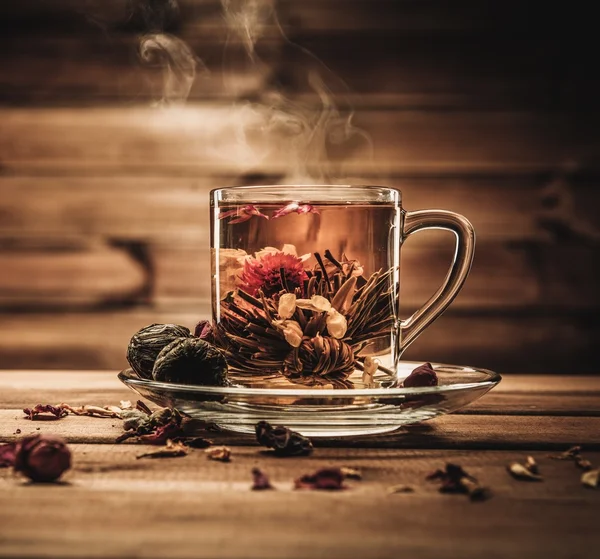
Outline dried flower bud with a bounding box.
[13,435,71,483]
[278,293,297,319]
[194,320,214,341]
[255,421,313,457]
[403,362,438,388]
[326,309,348,339]
[152,337,228,386]
[127,323,192,379]
[295,468,345,490]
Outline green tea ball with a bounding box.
[127,323,192,379]
[152,337,228,386]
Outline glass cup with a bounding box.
[210,185,475,389]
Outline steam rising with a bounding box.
[139,33,204,105]
[220,0,374,183]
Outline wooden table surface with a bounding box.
[1,371,599,559]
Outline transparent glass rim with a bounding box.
[119,363,501,399]
[211,184,402,204]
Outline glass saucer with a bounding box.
[118,361,500,437]
[118,361,501,437]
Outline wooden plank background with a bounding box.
[0,0,599,373]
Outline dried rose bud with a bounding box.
[0,442,17,468]
[403,362,438,388]
[194,320,214,342]
[255,421,313,457]
[13,435,71,483]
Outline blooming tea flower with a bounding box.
[272,202,320,219]
[239,245,309,297]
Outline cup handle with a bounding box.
[398,209,476,354]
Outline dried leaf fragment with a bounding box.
[581,469,600,489]
[295,468,346,490]
[136,440,188,459]
[548,445,592,470]
[507,462,543,481]
[251,468,274,490]
[549,446,582,460]
[23,404,68,421]
[427,463,491,501]
[205,446,231,462]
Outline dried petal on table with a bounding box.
[255,421,313,457]
[295,468,346,490]
[136,400,152,415]
[427,463,491,501]
[136,439,188,459]
[23,404,68,420]
[251,468,274,490]
[13,435,71,482]
[205,446,231,462]
[387,484,415,494]
[0,442,17,468]
[402,362,438,388]
[176,437,212,449]
[138,421,185,445]
[507,461,543,481]
[581,469,600,489]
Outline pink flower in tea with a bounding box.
[239,246,309,297]
[272,202,320,219]
[219,204,268,224]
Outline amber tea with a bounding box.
[210,185,475,389]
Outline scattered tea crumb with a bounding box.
[136,440,188,459]
[581,469,600,489]
[387,484,415,494]
[251,468,274,490]
[525,456,539,474]
[206,446,231,462]
[15,429,21,435]
[340,466,362,480]
[295,468,346,490]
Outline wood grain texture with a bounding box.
[1,107,596,175]
[1,445,598,559]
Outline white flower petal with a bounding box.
[326,309,348,339]
[296,295,332,313]
[273,319,303,347]
[278,293,297,319]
